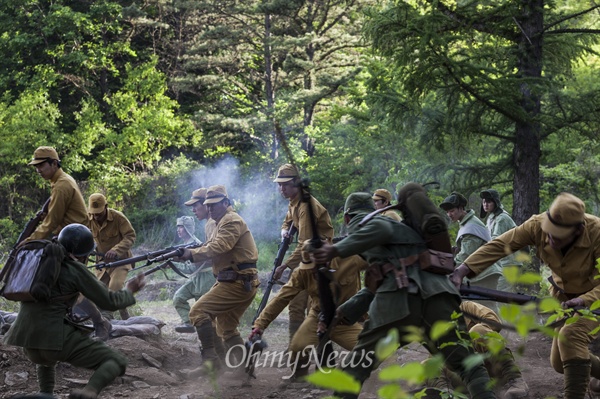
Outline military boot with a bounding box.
[181,322,222,378]
[422,370,454,399]
[279,362,310,389]
[496,349,529,399]
[563,359,591,399]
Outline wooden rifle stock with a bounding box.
[93,242,200,270]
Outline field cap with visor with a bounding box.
[439,192,468,211]
[372,189,393,204]
[345,192,375,215]
[204,185,228,204]
[177,215,196,237]
[184,188,207,206]
[273,164,300,183]
[28,146,60,166]
[540,193,585,239]
[88,193,107,214]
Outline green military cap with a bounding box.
[439,192,468,211]
[344,192,375,215]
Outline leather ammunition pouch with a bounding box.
[364,249,454,292]
[217,269,258,292]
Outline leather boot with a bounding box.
[214,336,226,361]
[76,298,112,341]
[563,359,591,399]
[496,348,529,399]
[181,322,221,378]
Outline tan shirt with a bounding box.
[281,194,334,268]
[381,209,402,222]
[465,213,600,305]
[460,300,501,332]
[191,209,258,274]
[254,255,367,330]
[27,168,88,242]
[89,208,136,263]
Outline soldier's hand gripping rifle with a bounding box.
[0,197,51,289]
[252,223,298,324]
[300,179,338,368]
[92,243,200,279]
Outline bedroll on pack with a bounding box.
[0,239,65,302]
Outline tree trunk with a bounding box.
[512,0,543,225]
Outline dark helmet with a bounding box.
[58,223,96,257]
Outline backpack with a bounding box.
[0,239,66,302]
[360,182,455,274]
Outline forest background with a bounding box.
[1,0,600,260]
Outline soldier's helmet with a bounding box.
[58,223,96,257]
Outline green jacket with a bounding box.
[4,257,136,350]
[334,212,460,329]
[486,208,521,268]
[456,209,500,283]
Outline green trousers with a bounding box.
[24,323,127,394]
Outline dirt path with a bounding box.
[0,298,566,399]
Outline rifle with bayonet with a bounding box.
[0,197,51,290]
[92,242,201,276]
[252,223,298,324]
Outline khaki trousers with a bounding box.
[189,279,258,341]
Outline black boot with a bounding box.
[224,335,246,368]
[496,348,528,399]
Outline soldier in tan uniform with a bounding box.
[450,193,600,399]
[272,164,333,342]
[372,188,402,222]
[88,193,136,292]
[251,254,366,381]
[24,146,88,242]
[179,185,259,373]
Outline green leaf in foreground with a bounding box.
[305,369,361,393]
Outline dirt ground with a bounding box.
[0,280,575,399]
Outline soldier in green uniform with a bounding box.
[88,193,136,320]
[24,146,88,243]
[479,189,522,292]
[312,192,495,399]
[450,193,600,399]
[272,164,334,342]
[172,215,216,333]
[250,254,367,382]
[372,189,402,222]
[178,185,259,373]
[440,192,500,311]
[3,224,146,399]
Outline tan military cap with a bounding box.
[372,189,393,203]
[184,188,208,206]
[88,193,107,214]
[204,185,228,204]
[541,193,585,239]
[273,164,300,183]
[28,146,60,165]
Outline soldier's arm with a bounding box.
[336,287,374,325]
[110,212,136,258]
[253,269,306,330]
[27,184,70,241]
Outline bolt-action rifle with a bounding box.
[0,197,51,290]
[252,223,298,324]
[92,242,201,280]
[459,284,540,305]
